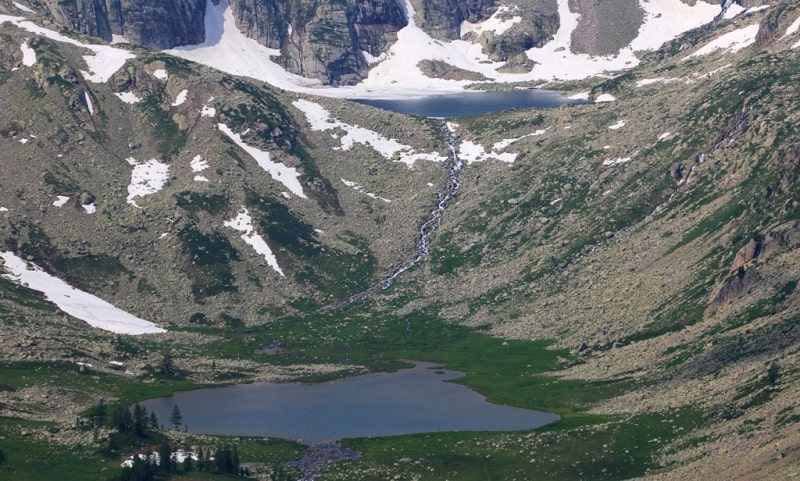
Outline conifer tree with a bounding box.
[169,404,183,430]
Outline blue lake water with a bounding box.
[350,89,583,118]
[140,362,558,442]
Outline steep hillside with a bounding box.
[0,0,799,480]
[0,11,452,345]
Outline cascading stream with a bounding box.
[316,121,463,314]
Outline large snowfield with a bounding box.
[163,0,727,99]
[1,0,771,100]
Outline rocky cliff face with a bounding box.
[412,0,497,40]
[37,0,207,49]
[229,0,407,85]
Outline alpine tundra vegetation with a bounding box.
[0,0,799,480]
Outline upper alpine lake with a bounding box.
[350,89,584,117]
[140,362,559,442]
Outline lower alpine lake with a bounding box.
[350,89,584,118]
[139,362,559,442]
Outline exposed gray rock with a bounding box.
[229,0,407,85]
[38,0,207,49]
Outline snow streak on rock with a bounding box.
[217,123,307,198]
[292,99,446,167]
[224,207,285,277]
[0,14,135,82]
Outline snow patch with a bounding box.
[218,123,307,198]
[190,155,209,172]
[0,14,134,83]
[200,105,217,117]
[292,99,446,167]
[0,207,9,212]
[690,24,760,57]
[595,93,616,103]
[492,129,546,151]
[461,5,521,37]
[224,207,285,277]
[658,132,672,141]
[569,91,590,101]
[111,34,129,45]
[341,179,391,203]
[13,1,35,14]
[84,91,94,116]
[458,140,517,164]
[172,89,188,106]
[608,120,626,130]
[126,157,170,208]
[20,39,36,66]
[153,69,168,80]
[0,251,165,334]
[785,15,800,37]
[602,157,632,166]
[53,196,70,207]
[82,203,96,214]
[114,91,141,104]
[19,138,28,144]
[194,176,209,182]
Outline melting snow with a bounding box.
[172,89,188,106]
[200,105,217,117]
[190,155,209,172]
[0,14,135,83]
[458,140,517,164]
[341,179,391,203]
[690,24,760,57]
[13,1,34,14]
[217,123,307,198]
[595,93,616,103]
[785,16,800,37]
[53,196,70,207]
[292,99,446,167]
[161,0,720,97]
[608,120,626,130]
[84,91,94,116]
[114,91,141,104]
[126,157,170,208]
[492,130,546,151]
[20,39,36,66]
[224,207,285,277]
[461,5,522,37]
[153,69,168,80]
[0,251,165,334]
[569,91,590,101]
[602,157,632,166]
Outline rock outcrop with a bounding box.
[37,0,207,49]
[229,0,407,85]
[412,0,497,40]
[730,221,800,273]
